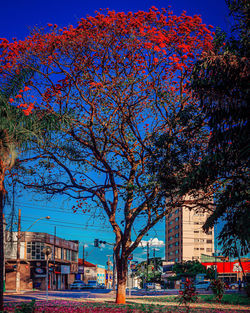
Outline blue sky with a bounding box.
[2,0,230,266]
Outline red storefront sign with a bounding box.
[202,261,250,274]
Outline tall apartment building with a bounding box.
[165,205,214,263]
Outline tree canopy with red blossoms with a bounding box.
[0,7,214,304]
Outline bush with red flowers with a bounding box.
[210,278,225,302]
[178,278,198,313]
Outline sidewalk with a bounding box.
[4,289,40,295]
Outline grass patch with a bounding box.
[134,294,250,305]
[199,294,250,305]
[3,300,250,313]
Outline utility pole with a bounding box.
[16,209,21,293]
[112,251,116,291]
[82,244,85,283]
[44,246,52,301]
[153,248,156,281]
[146,242,149,289]
[107,255,112,289]
[53,226,56,290]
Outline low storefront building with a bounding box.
[5,231,79,290]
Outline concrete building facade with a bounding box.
[5,231,78,290]
[165,205,214,263]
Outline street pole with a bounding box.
[82,245,85,283]
[16,209,21,293]
[44,246,52,301]
[46,254,49,300]
[107,255,112,289]
[146,242,149,289]
[153,248,156,283]
[53,226,56,290]
[112,251,116,291]
[129,260,131,297]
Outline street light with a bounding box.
[16,210,50,293]
[24,216,50,233]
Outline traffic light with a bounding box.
[94,239,107,247]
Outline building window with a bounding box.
[61,248,64,260]
[169,236,173,241]
[169,221,173,225]
[194,248,199,250]
[168,229,173,233]
[207,240,212,244]
[66,249,71,261]
[26,242,45,260]
[175,225,179,230]
[194,230,199,233]
[169,244,173,248]
[175,233,179,238]
[175,242,179,246]
[207,231,212,235]
[175,217,179,222]
[175,209,178,214]
[169,213,173,218]
[72,251,77,262]
[175,258,178,262]
[206,248,212,252]
[175,250,178,254]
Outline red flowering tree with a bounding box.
[0,7,213,303]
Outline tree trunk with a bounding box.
[115,255,128,304]
[0,190,4,312]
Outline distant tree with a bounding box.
[0,8,213,303]
[134,257,162,286]
[172,260,207,279]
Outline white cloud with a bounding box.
[139,237,165,248]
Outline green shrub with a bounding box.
[14,300,35,313]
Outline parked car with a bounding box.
[97,283,106,289]
[146,282,161,290]
[229,282,239,290]
[70,280,86,290]
[194,281,211,290]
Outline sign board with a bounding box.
[78,265,84,274]
[233,262,242,272]
[61,265,70,274]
